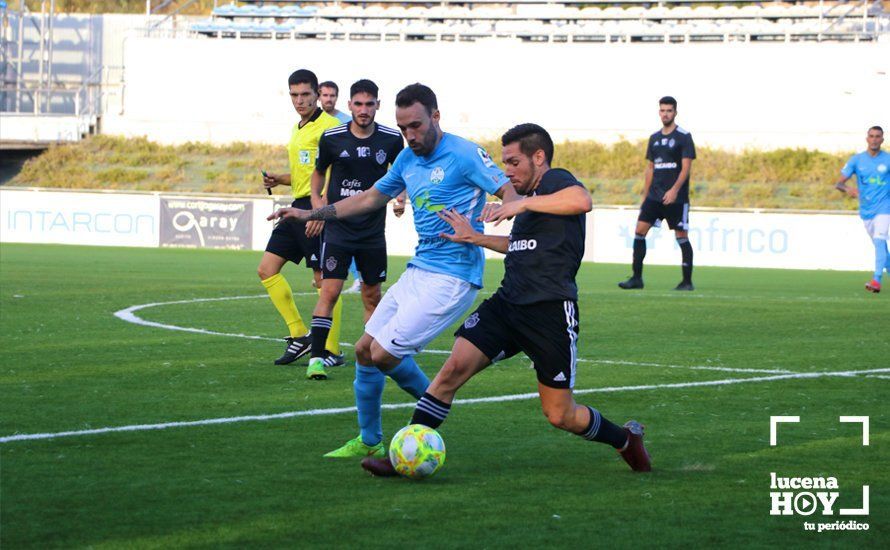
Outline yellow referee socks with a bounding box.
[262,273,308,338]
[318,288,343,355]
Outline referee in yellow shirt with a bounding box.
[259,69,345,372]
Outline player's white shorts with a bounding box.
[863,214,890,240]
[365,266,478,358]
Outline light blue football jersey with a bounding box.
[841,150,890,219]
[333,110,352,124]
[374,133,509,287]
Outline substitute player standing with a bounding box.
[361,123,651,477]
[619,96,696,291]
[835,125,890,293]
[259,69,345,365]
[319,81,352,124]
[268,84,520,458]
[305,79,404,380]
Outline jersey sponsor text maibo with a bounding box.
[497,168,586,305]
[374,133,509,288]
[316,122,404,246]
[286,108,341,199]
[645,127,696,202]
[841,150,890,219]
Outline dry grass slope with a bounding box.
[11,135,859,211]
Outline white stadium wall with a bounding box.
[0,188,874,272]
[101,38,890,151]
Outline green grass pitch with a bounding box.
[0,243,887,548]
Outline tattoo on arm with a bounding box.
[308,205,337,221]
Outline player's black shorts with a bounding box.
[320,241,387,284]
[455,293,579,390]
[265,198,321,269]
[638,198,690,231]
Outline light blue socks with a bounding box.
[386,356,430,399]
[874,238,888,282]
[354,362,385,446]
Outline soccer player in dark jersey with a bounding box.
[305,79,404,381]
[619,96,697,291]
[361,123,651,477]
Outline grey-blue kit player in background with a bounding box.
[834,125,890,293]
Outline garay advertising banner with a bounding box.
[159,197,253,250]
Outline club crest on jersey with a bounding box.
[376,149,387,165]
[668,138,676,148]
[878,164,887,173]
[476,147,495,168]
[430,167,445,185]
[464,313,480,329]
[325,256,337,272]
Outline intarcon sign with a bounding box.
[0,189,159,247]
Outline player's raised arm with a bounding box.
[268,186,391,222]
[484,182,591,225]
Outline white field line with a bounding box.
[577,359,791,375]
[3,367,888,444]
[580,291,872,304]
[112,295,791,374]
[865,375,890,380]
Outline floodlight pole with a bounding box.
[35,0,44,113]
[14,0,23,111]
[45,0,55,112]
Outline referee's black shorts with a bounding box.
[638,198,690,231]
[265,197,321,269]
[455,293,580,389]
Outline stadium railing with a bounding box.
[188,1,887,43]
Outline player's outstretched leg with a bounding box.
[539,384,651,472]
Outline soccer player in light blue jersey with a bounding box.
[835,126,890,293]
[268,83,520,457]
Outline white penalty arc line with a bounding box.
[113,295,791,374]
[2,367,888,444]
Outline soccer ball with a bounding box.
[388,424,446,480]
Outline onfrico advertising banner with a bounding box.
[160,197,252,249]
[590,207,871,271]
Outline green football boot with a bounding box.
[323,435,385,459]
[305,357,328,381]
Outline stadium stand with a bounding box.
[191,1,889,43]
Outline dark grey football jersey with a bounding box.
[645,127,696,202]
[496,168,586,305]
[316,122,404,246]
